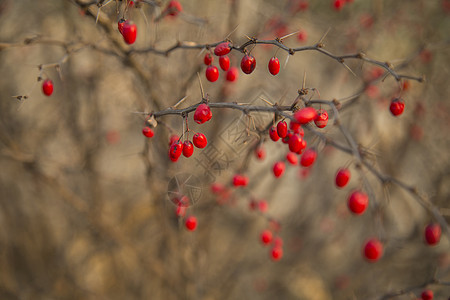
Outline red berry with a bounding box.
[297,30,308,42]
[169,134,179,146]
[268,57,280,75]
[300,148,317,167]
[185,216,197,231]
[193,133,207,148]
[226,67,239,82]
[204,53,213,65]
[294,107,318,124]
[205,65,219,82]
[363,238,383,262]
[288,134,303,153]
[390,98,405,116]
[255,146,266,160]
[282,130,294,144]
[348,190,369,215]
[258,200,268,213]
[169,142,183,162]
[277,121,288,138]
[273,161,285,178]
[232,174,248,187]
[365,85,379,99]
[219,55,230,71]
[122,22,137,44]
[269,126,280,141]
[142,126,154,138]
[166,0,182,17]
[335,168,351,188]
[421,289,434,300]
[270,246,283,261]
[289,121,301,133]
[194,103,212,124]
[296,0,309,11]
[175,204,186,217]
[273,237,283,247]
[214,42,232,56]
[286,152,298,165]
[424,223,441,246]
[42,79,54,96]
[182,140,194,157]
[118,19,126,34]
[333,0,345,11]
[260,230,273,245]
[314,109,329,128]
[241,54,256,74]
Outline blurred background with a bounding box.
[0,0,449,299]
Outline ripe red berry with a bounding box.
[286,152,298,165]
[226,67,239,82]
[348,190,369,215]
[205,65,219,82]
[268,57,280,75]
[294,107,318,124]
[166,0,182,17]
[289,121,301,133]
[390,98,405,116]
[335,168,351,188]
[363,238,383,262]
[169,134,179,146]
[255,146,266,160]
[241,54,256,74]
[282,130,294,144]
[277,121,288,138]
[288,134,303,153]
[122,22,137,44]
[232,174,248,187]
[421,289,434,300]
[314,109,329,128]
[175,204,186,217]
[270,246,283,261]
[185,216,197,231]
[214,42,232,56]
[42,79,54,96]
[297,30,308,42]
[333,0,345,11]
[194,103,212,124]
[269,126,280,141]
[258,200,268,213]
[182,140,194,157]
[193,132,207,148]
[142,126,154,138]
[300,148,317,167]
[424,223,441,246]
[169,142,183,162]
[219,55,230,71]
[204,53,213,65]
[260,230,273,245]
[273,161,285,178]
[118,19,126,34]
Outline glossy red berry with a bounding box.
[205,65,219,82]
[294,107,318,124]
[282,130,294,144]
[232,174,248,187]
[214,42,232,56]
[289,121,301,133]
[421,289,434,300]
[166,0,182,17]
[314,109,329,128]
[122,22,137,44]
[182,140,194,157]
[261,230,273,245]
[255,146,266,160]
[273,161,285,178]
[169,134,179,146]
[118,19,126,34]
[185,216,197,231]
[288,134,303,153]
[363,238,383,262]
[286,152,298,165]
[204,53,213,65]
[194,103,212,124]
[268,57,280,75]
[226,67,239,82]
[348,190,369,215]
[142,126,154,138]
[42,79,54,96]
[277,121,288,138]
[335,168,351,188]
[219,55,230,71]
[258,200,268,213]
[241,54,256,74]
[175,204,186,217]
[390,98,405,116]
[424,223,441,246]
[270,246,283,261]
[269,126,280,141]
[169,142,183,162]
[333,0,345,11]
[300,148,317,167]
[193,133,207,148]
